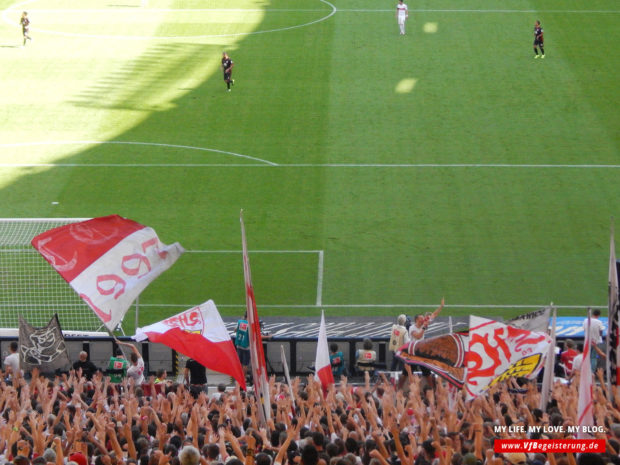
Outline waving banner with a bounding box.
[19,314,71,375]
[31,215,184,331]
[396,308,552,389]
[465,315,551,399]
[134,300,246,389]
[396,333,468,388]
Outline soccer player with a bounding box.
[396,0,408,35]
[221,52,235,91]
[21,11,32,46]
[533,20,545,58]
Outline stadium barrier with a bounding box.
[0,335,391,379]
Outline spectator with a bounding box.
[3,340,21,379]
[329,343,345,378]
[388,314,410,371]
[585,308,604,371]
[235,313,251,381]
[184,357,208,396]
[179,445,201,465]
[116,339,145,386]
[107,346,128,384]
[73,351,99,380]
[355,339,376,376]
[559,339,578,376]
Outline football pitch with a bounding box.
[0,0,618,332]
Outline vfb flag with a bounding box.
[32,215,184,331]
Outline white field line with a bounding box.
[2,0,337,39]
[0,141,278,166]
[3,163,620,168]
[338,9,620,13]
[316,250,324,307]
[2,141,619,168]
[9,7,620,13]
[186,249,321,253]
[138,303,605,309]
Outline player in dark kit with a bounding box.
[221,52,235,91]
[533,20,545,59]
[21,11,32,46]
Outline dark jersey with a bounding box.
[21,17,29,31]
[185,358,207,385]
[534,25,544,44]
[222,57,233,73]
[73,360,99,380]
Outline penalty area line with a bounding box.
[137,303,604,309]
[2,163,619,169]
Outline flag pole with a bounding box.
[280,345,297,411]
[240,210,271,425]
[607,220,619,395]
[577,308,594,439]
[540,304,556,410]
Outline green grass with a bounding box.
[0,0,618,332]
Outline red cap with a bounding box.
[69,453,88,465]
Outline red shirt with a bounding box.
[560,349,578,373]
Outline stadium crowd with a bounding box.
[0,358,619,465]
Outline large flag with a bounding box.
[31,215,184,331]
[607,226,620,391]
[19,314,71,375]
[465,315,551,399]
[133,300,246,389]
[396,333,468,388]
[395,308,551,389]
[240,211,270,423]
[577,311,594,439]
[315,310,334,393]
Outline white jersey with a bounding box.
[584,317,604,345]
[127,357,145,385]
[397,2,408,18]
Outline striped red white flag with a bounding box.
[240,211,270,423]
[31,215,184,331]
[315,310,334,392]
[134,300,246,389]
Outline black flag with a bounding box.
[19,314,71,375]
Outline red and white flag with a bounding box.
[133,300,246,389]
[577,311,594,439]
[315,310,334,393]
[465,315,551,399]
[31,215,184,331]
[240,211,270,423]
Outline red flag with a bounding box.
[240,211,270,422]
[134,300,246,389]
[577,312,594,439]
[315,311,334,392]
[31,215,184,331]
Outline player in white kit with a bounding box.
[396,0,408,35]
